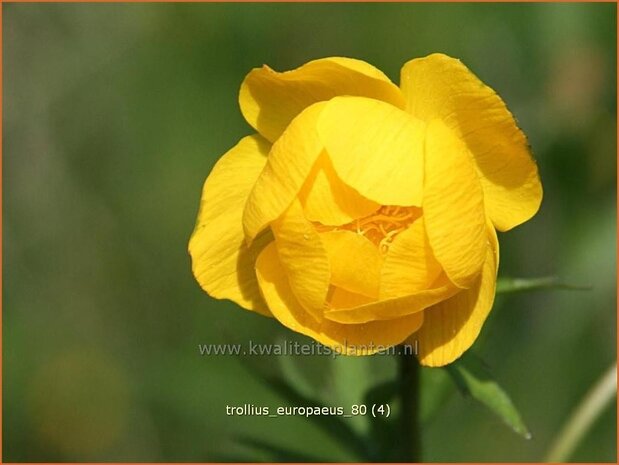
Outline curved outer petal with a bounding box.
[299,153,379,226]
[243,102,326,243]
[323,274,459,324]
[189,135,273,316]
[240,57,405,143]
[423,119,487,289]
[317,96,425,207]
[255,242,423,354]
[401,53,542,231]
[271,199,330,322]
[320,231,383,298]
[415,224,499,367]
[380,217,443,299]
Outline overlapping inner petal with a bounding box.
[298,152,379,226]
[313,205,442,314]
[319,230,382,298]
[380,216,443,299]
[423,119,487,289]
[255,242,425,354]
[317,96,425,207]
[271,199,330,322]
[310,205,461,324]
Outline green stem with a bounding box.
[544,362,617,462]
[398,346,421,462]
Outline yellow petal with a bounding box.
[188,135,273,316]
[255,242,423,354]
[423,119,487,289]
[329,287,376,309]
[320,230,382,298]
[401,53,542,231]
[380,217,443,299]
[317,96,425,207]
[324,274,459,324]
[299,153,380,226]
[271,199,330,321]
[240,57,405,143]
[415,225,499,367]
[243,102,326,243]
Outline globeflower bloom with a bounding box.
[189,54,542,366]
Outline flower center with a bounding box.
[315,205,421,255]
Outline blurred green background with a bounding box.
[3,3,616,462]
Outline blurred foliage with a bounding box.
[446,353,530,439]
[3,3,616,462]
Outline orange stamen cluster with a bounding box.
[317,206,421,255]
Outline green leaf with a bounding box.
[446,353,531,439]
[496,276,592,294]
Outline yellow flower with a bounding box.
[189,54,542,366]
